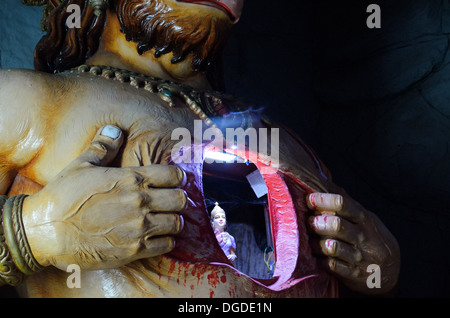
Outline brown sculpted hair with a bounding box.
[34,0,107,73]
[34,0,232,78]
[116,0,232,72]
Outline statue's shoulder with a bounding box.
[0,68,54,94]
[0,69,88,101]
[0,68,49,80]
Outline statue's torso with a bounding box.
[8,69,335,298]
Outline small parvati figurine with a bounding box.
[211,202,237,263]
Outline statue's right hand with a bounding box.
[22,125,186,271]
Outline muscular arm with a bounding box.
[0,69,51,193]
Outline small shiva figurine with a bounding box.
[211,202,237,263]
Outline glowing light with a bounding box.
[204,151,237,163]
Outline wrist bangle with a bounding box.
[0,195,24,286]
[0,195,43,286]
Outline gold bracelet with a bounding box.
[0,195,24,286]
[1,195,43,286]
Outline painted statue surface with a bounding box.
[0,0,399,297]
[210,203,237,263]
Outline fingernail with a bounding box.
[176,214,185,233]
[306,193,317,210]
[328,258,336,271]
[309,215,340,232]
[307,193,343,211]
[310,215,328,231]
[101,125,121,140]
[335,195,343,211]
[176,167,187,186]
[324,239,336,255]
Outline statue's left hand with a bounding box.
[306,192,400,295]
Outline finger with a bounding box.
[144,213,184,237]
[144,188,187,212]
[73,125,124,167]
[307,193,343,213]
[135,165,186,188]
[307,192,366,223]
[116,188,186,214]
[308,215,361,244]
[325,257,361,280]
[312,238,363,265]
[140,236,176,257]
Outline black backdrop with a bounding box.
[225,0,450,297]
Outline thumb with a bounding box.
[74,125,124,167]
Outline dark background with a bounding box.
[1,0,449,297]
